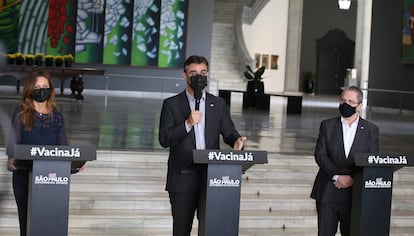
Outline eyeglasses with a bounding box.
[340,99,360,106]
[187,70,208,77]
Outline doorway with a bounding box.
[315,29,354,95]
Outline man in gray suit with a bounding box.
[311,86,379,236]
[159,55,246,236]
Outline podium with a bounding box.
[193,149,268,236]
[14,144,96,236]
[350,153,413,236]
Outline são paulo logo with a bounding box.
[209,175,240,187]
[35,173,69,185]
[364,177,391,189]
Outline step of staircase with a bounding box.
[1,149,414,235]
[211,22,246,91]
[214,0,253,24]
[211,0,258,92]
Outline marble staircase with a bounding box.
[210,0,253,92]
[0,149,413,235]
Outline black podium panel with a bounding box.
[351,153,413,236]
[351,167,394,236]
[28,160,71,235]
[199,164,242,236]
[194,149,267,236]
[15,144,96,236]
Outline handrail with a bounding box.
[363,88,414,95]
[363,88,414,114]
[105,73,180,80]
[234,5,254,72]
[234,0,269,73]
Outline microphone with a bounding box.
[194,89,202,111]
[195,98,200,111]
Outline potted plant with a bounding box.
[14,52,24,65]
[303,71,316,94]
[54,55,64,67]
[44,55,54,66]
[63,54,74,67]
[25,54,35,65]
[243,65,266,107]
[34,53,44,66]
[6,53,16,64]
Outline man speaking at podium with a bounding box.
[311,86,379,236]
[159,55,246,236]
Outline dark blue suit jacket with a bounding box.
[311,116,379,203]
[159,90,241,192]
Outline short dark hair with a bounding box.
[183,55,209,72]
[342,86,363,103]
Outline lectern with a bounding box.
[15,144,96,236]
[193,149,268,236]
[350,153,413,236]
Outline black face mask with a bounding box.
[189,74,207,99]
[31,88,51,102]
[338,102,356,118]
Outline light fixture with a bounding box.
[338,0,351,10]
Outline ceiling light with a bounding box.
[338,0,351,10]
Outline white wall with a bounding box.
[242,0,289,93]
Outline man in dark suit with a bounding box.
[310,86,379,236]
[159,55,246,236]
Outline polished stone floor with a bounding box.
[1,88,414,235]
[0,89,414,155]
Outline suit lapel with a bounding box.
[335,117,346,159]
[204,93,215,148]
[348,118,364,162]
[179,91,196,147]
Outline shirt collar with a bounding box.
[341,115,359,128]
[186,89,206,101]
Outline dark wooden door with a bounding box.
[315,29,354,95]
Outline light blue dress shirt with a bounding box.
[185,90,206,149]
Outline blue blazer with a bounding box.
[159,90,241,192]
[310,116,379,203]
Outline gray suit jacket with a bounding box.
[310,116,379,203]
[159,90,241,192]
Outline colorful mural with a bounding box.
[131,0,161,67]
[103,0,134,65]
[75,0,105,64]
[0,0,21,53]
[0,0,187,68]
[47,0,77,56]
